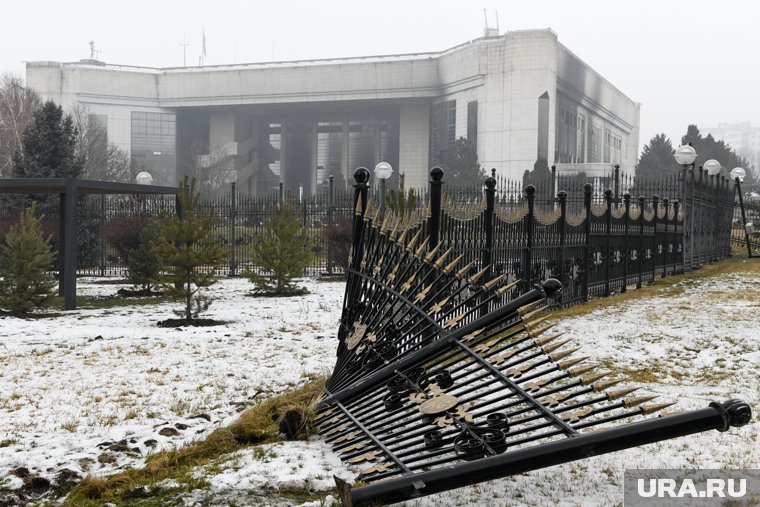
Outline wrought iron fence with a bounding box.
[0,165,737,284]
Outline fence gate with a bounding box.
[316,169,751,507]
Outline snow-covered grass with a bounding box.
[0,259,758,506]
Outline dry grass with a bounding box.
[64,376,326,506]
[550,258,760,320]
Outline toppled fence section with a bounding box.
[317,168,751,507]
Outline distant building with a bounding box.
[702,122,760,169]
[26,29,640,195]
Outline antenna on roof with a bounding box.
[483,9,499,37]
[88,41,99,60]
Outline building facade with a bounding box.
[26,29,640,194]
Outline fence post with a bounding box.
[557,190,567,301]
[278,181,284,206]
[662,198,669,278]
[480,173,496,317]
[603,189,612,296]
[229,182,237,276]
[350,167,370,272]
[637,195,645,289]
[327,175,334,275]
[429,167,443,251]
[674,199,683,273]
[524,185,536,293]
[613,164,620,205]
[551,165,557,202]
[651,194,659,281]
[582,183,592,301]
[99,194,106,277]
[622,193,630,293]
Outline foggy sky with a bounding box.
[2,0,758,163]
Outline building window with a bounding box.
[431,100,456,164]
[130,112,176,184]
[467,101,478,150]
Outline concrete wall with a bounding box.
[399,102,430,189]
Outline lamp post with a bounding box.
[374,161,393,214]
[731,167,754,258]
[674,145,697,268]
[704,159,722,177]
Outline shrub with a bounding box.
[325,217,353,271]
[0,205,56,315]
[126,220,161,292]
[103,214,150,265]
[246,200,313,295]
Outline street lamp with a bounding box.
[135,172,153,185]
[674,145,697,166]
[374,161,393,213]
[704,159,722,176]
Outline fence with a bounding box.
[0,166,738,288]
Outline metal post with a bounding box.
[279,181,284,206]
[662,198,670,278]
[603,189,612,296]
[651,195,659,281]
[637,196,645,289]
[613,164,620,205]
[58,193,65,296]
[379,178,386,215]
[327,175,334,274]
[99,194,106,277]
[735,178,754,258]
[674,199,683,273]
[621,193,630,293]
[63,178,78,310]
[429,167,443,252]
[230,182,237,276]
[524,185,536,293]
[582,183,592,301]
[350,167,370,272]
[550,165,557,203]
[557,190,567,301]
[481,173,496,317]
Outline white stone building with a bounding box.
[26,29,640,195]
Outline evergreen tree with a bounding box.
[681,124,703,147]
[246,200,313,295]
[678,125,757,188]
[152,176,226,322]
[635,133,680,180]
[385,172,417,218]
[126,221,161,293]
[13,101,83,179]
[441,137,484,187]
[0,205,56,315]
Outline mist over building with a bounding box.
[25,29,640,195]
[701,122,760,170]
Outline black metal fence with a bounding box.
[0,165,737,286]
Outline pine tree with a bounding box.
[247,200,313,295]
[635,133,680,180]
[0,205,56,315]
[441,137,484,187]
[152,176,227,322]
[126,221,161,293]
[13,101,83,179]
[385,172,417,219]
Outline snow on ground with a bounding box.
[0,262,758,506]
[0,278,346,492]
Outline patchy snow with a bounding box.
[1,262,758,506]
[0,277,344,490]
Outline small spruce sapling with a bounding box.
[152,176,227,322]
[126,220,161,294]
[247,200,313,295]
[0,205,56,315]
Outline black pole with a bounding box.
[735,178,754,258]
[622,193,630,293]
[651,194,659,281]
[99,194,106,277]
[613,164,620,204]
[58,193,65,296]
[550,164,556,203]
[637,196,645,289]
[524,185,536,293]
[603,189,612,296]
[339,399,751,507]
[63,178,78,310]
[557,190,567,302]
[230,182,237,276]
[429,167,443,251]
[662,198,670,278]
[327,175,334,274]
[582,183,592,301]
[481,173,496,317]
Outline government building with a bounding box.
[26,29,640,195]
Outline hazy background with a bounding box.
[2,0,758,156]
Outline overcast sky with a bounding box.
[2,0,758,158]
